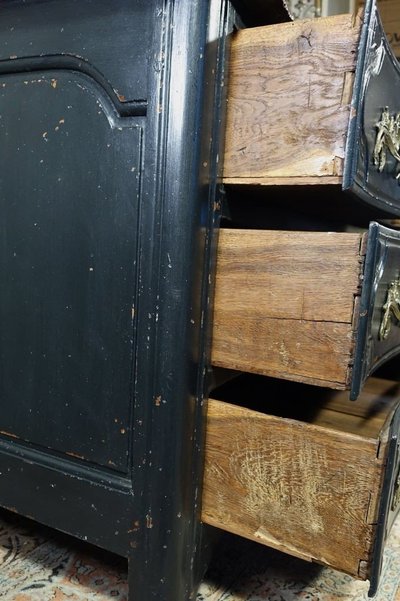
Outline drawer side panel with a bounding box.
[202,399,383,578]
[223,13,360,183]
[212,229,364,388]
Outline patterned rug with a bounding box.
[0,509,399,600]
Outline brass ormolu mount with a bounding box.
[380,278,400,340]
[374,107,400,182]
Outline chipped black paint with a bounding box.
[0,1,234,600]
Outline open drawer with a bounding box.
[212,222,400,399]
[202,376,400,595]
[223,0,400,215]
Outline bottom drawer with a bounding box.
[202,376,400,595]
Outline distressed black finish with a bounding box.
[351,223,400,400]
[129,1,234,598]
[0,1,233,599]
[344,0,400,215]
[0,69,141,470]
[0,0,151,105]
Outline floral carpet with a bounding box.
[0,509,399,600]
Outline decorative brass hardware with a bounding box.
[380,279,400,340]
[373,107,400,181]
[392,464,400,513]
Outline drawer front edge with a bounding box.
[351,222,400,399]
[343,0,400,215]
[369,403,400,596]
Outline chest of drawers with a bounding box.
[0,0,400,599]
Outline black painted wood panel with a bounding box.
[0,69,142,470]
[0,0,152,104]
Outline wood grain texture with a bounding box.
[222,176,343,186]
[310,377,400,438]
[379,1,400,57]
[223,12,362,184]
[212,229,365,388]
[202,379,395,578]
[358,0,400,57]
[212,316,354,388]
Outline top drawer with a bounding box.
[223,0,400,215]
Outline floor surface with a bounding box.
[0,510,399,600]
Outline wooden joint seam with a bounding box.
[358,558,370,580]
[365,491,379,525]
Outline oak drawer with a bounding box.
[212,222,400,399]
[223,0,400,214]
[202,376,400,595]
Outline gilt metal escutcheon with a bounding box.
[374,107,400,182]
[379,278,400,340]
[391,463,400,512]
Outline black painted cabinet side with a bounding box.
[129,1,233,599]
[0,1,234,599]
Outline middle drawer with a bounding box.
[211,222,400,399]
